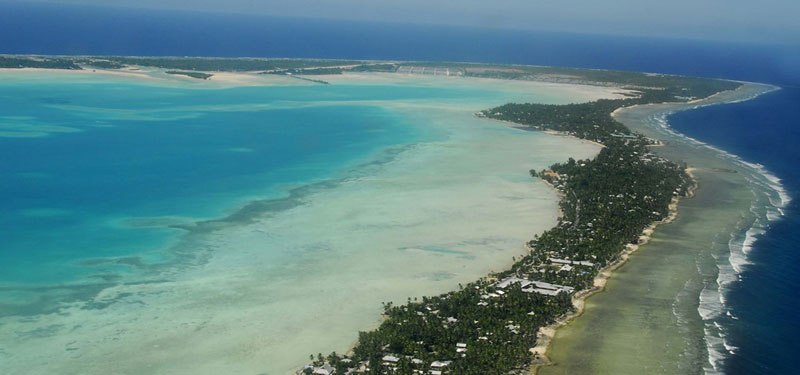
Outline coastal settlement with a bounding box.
[298,70,736,375]
[0,55,740,375]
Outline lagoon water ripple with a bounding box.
[0,72,617,374]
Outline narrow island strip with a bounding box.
[297,72,740,375]
[0,54,749,375]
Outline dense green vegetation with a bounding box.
[349,63,399,72]
[76,59,126,69]
[0,55,82,70]
[2,54,741,374]
[300,74,733,375]
[482,99,631,143]
[479,87,724,143]
[398,62,739,100]
[165,70,213,79]
[304,142,691,375]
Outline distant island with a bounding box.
[0,54,744,375]
[0,54,737,90]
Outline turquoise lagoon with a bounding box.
[0,71,621,374]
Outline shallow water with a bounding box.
[668,88,800,375]
[0,71,619,374]
[539,83,786,375]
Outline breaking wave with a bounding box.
[647,94,790,374]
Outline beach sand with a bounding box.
[0,67,308,87]
[323,72,637,102]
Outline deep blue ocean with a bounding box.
[670,89,800,375]
[1,2,798,374]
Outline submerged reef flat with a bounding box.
[538,83,782,375]
[0,64,617,375]
[0,57,775,375]
[293,63,758,375]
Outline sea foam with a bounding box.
[647,89,790,375]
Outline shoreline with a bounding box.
[0,67,308,87]
[0,67,610,375]
[1,63,780,374]
[479,113,607,149]
[531,82,779,374]
[529,167,697,373]
[320,73,726,374]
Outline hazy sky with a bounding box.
[20,0,800,43]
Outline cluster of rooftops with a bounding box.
[381,356,454,375]
[300,357,454,375]
[489,276,575,297]
[298,265,594,375]
[289,78,709,375]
